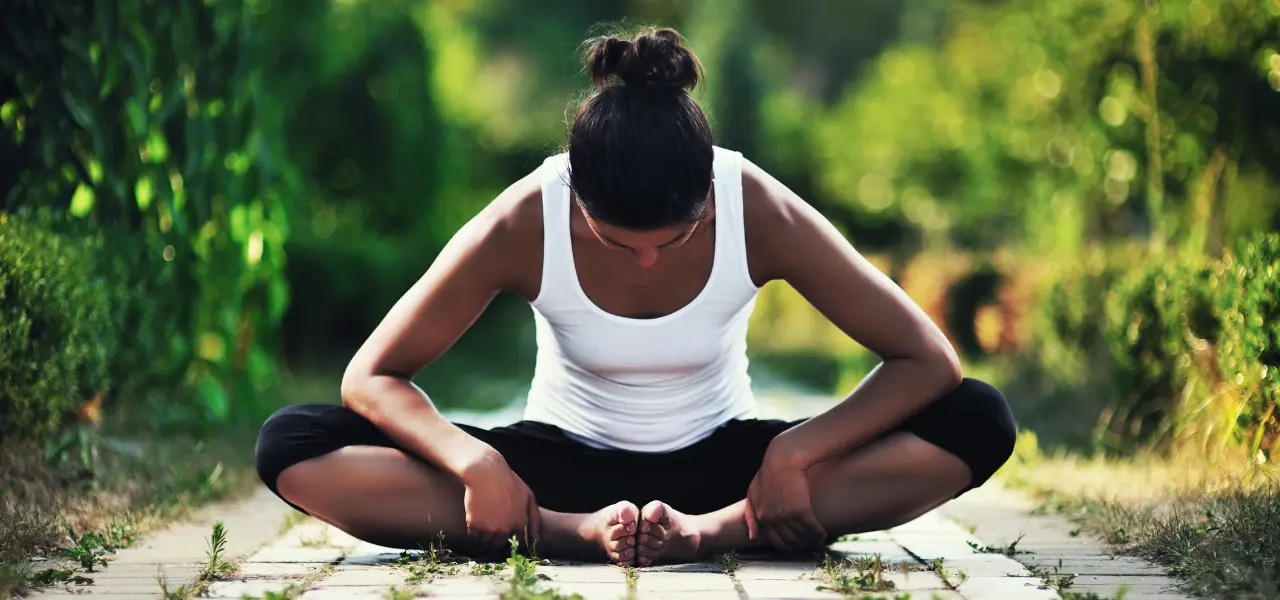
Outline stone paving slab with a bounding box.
[28,485,295,598]
[940,483,1193,600]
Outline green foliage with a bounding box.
[61,527,112,572]
[1216,234,1280,454]
[1016,233,1280,455]
[815,0,1280,253]
[501,536,580,600]
[0,214,120,440]
[1,0,293,426]
[202,521,234,581]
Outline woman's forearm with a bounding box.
[341,374,502,480]
[768,355,962,470]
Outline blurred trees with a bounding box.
[2,0,292,428]
[4,0,1278,446]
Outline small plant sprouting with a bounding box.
[715,552,741,574]
[500,536,582,600]
[202,521,235,581]
[966,533,1027,557]
[930,557,968,589]
[815,553,897,594]
[62,528,110,572]
[396,531,464,582]
[386,584,422,600]
[470,561,505,577]
[298,527,332,548]
[1026,558,1077,591]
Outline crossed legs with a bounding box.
[274,429,971,565]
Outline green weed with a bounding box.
[298,528,332,548]
[470,561,505,577]
[1026,559,1077,591]
[279,511,310,535]
[815,553,898,594]
[966,534,1027,557]
[1060,589,1129,600]
[202,521,236,580]
[715,552,741,574]
[386,585,423,600]
[929,558,967,589]
[395,532,464,582]
[500,536,582,600]
[61,528,110,572]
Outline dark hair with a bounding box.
[567,27,714,230]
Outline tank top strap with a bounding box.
[532,154,575,307]
[711,147,758,292]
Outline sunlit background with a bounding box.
[3,0,1280,460]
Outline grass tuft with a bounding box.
[202,521,236,580]
[1000,439,1280,598]
[814,553,899,594]
[500,536,581,600]
[395,532,465,582]
[929,557,967,589]
[715,552,741,574]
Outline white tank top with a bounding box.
[523,147,761,453]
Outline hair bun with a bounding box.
[585,28,701,92]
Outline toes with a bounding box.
[639,533,666,550]
[612,502,640,527]
[610,547,635,566]
[607,535,635,553]
[641,500,668,527]
[607,521,635,541]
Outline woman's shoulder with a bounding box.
[457,169,544,298]
[739,155,839,282]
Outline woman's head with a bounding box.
[568,27,714,237]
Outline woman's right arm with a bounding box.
[339,175,543,550]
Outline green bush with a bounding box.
[0,214,122,440]
[1,0,293,426]
[1217,234,1280,454]
[1009,234,1280,456]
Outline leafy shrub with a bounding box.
[1216,234,1280,455]
[1,0,293,426]
[1007,234,1280,456]
[0,214,122,440]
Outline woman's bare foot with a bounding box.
[637,500,702,566]
[577,501,640,566]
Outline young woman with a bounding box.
[255,27,1015,568]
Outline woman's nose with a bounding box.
[633,247,660,268]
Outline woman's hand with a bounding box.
[458,450,542,554]
[744,445,827,551]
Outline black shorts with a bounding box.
[255,378,1015,516]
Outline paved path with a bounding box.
[26,396,1189,599]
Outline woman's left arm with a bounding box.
[740,159,963,548]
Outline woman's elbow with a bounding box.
[933,342,964,389]
[340,368,375,413]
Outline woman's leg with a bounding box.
[634,378,1016,562]
[256,404,643,564]
[275,446,643,563]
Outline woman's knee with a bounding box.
[255,403,348,495]
[910,378,1017,491]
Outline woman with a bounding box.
[255,27,1016,568]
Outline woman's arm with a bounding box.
[739,159,962,548]
[340,172,544,549]
[742,160,962,470]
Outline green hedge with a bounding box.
[0,214,122,440]
[1017,234,1280,455]
[1,0,293,428]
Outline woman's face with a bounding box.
[581,209,703,268]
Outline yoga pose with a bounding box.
[255,27,1015,567]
